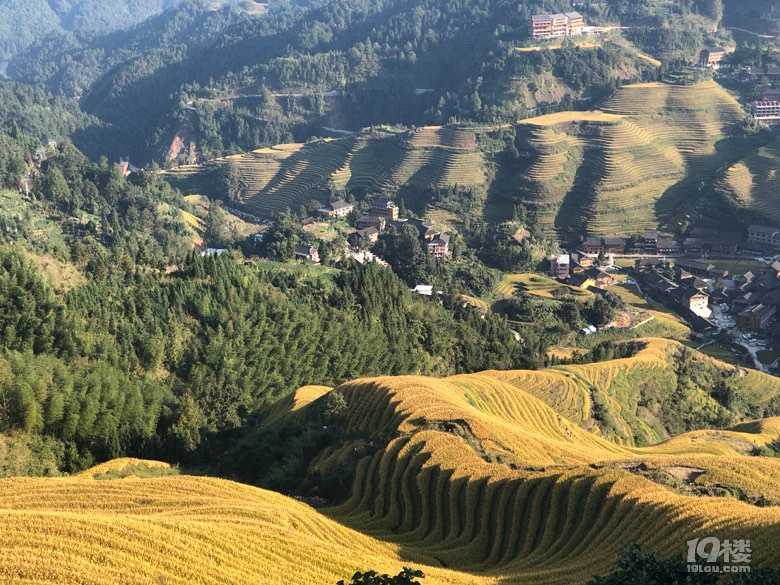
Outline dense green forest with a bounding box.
[0,125,542,474]
[0,0,212,60]
[0,247,536,474]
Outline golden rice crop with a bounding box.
[6,337,780,584]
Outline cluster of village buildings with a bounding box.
[254,198,451,264]
[573,226,780,258]
[698,47,780,125]
[550,227,780,337]
[637,257,780,335]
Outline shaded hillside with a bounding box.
[172,81,761,237]
[9,0,660,164]
[716,143,780,225]
[509,81,750,238]
[6,341,780,584]
[162,126,487,216]
[0,0,198,60]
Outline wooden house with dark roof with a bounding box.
[737,304,776,333]
[349,226,380,245]
[294,244,320,263]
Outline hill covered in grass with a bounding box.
[163,126,487,217]
[716,142,780,226]
[508,81,752,238]
[164,81,762,239]
[5,340,780,584]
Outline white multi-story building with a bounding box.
[531,12,584,39]
[752,101,780,124]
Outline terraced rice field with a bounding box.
[515,82,748,238]
[323,340,780,581]
[497,273,593,300]
[718,143,780,224]
[0,463,484,585]
[161,127,487,217]
[5,340,780,584]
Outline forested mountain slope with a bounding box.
[0,0,198,60]
[8,0,662,164]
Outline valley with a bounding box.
[0,1,779,583]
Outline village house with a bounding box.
[751,100,780,124]
[699,47,726,68]
[530,12,584,39]
[116,159,139,176]
[762,89,780,101]
[349,226,379,245]
[427,233,451,259]
[675,269,709,292]
[571,252,593,269]
[737,304,776,333]
[644,271,679,295]
[749,67,780,83]
[583,267,616,288]
[294,244,320,263]
[355,215,386,231]
[733,290,764,312]
[603,237,627,255]
[671,285,711,319]
[747,224,780,247]
[369,199,399,221]
[682,237,704,254]
[643,269,713,320]
[657,238,682,255]
[642,230,658,254]
[681,226,743,253]
[634,258,669,272]
[675,259,727,279]
[411,284,434,296]
[201,248,226,257]
[317,199,354,218]
[549,254,571,279]
[766,260,780,278]
[625,231,682,256]
[734,271,755,287]
[581,237,603,255]
[567,273,596,289]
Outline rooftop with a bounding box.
[330,199,352,210]
[740,304,776,320]
[294,244,317,256]
[748,224,779,234]
[568,273,594,287]
[354,226,379,237]
[371,199,398,209]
